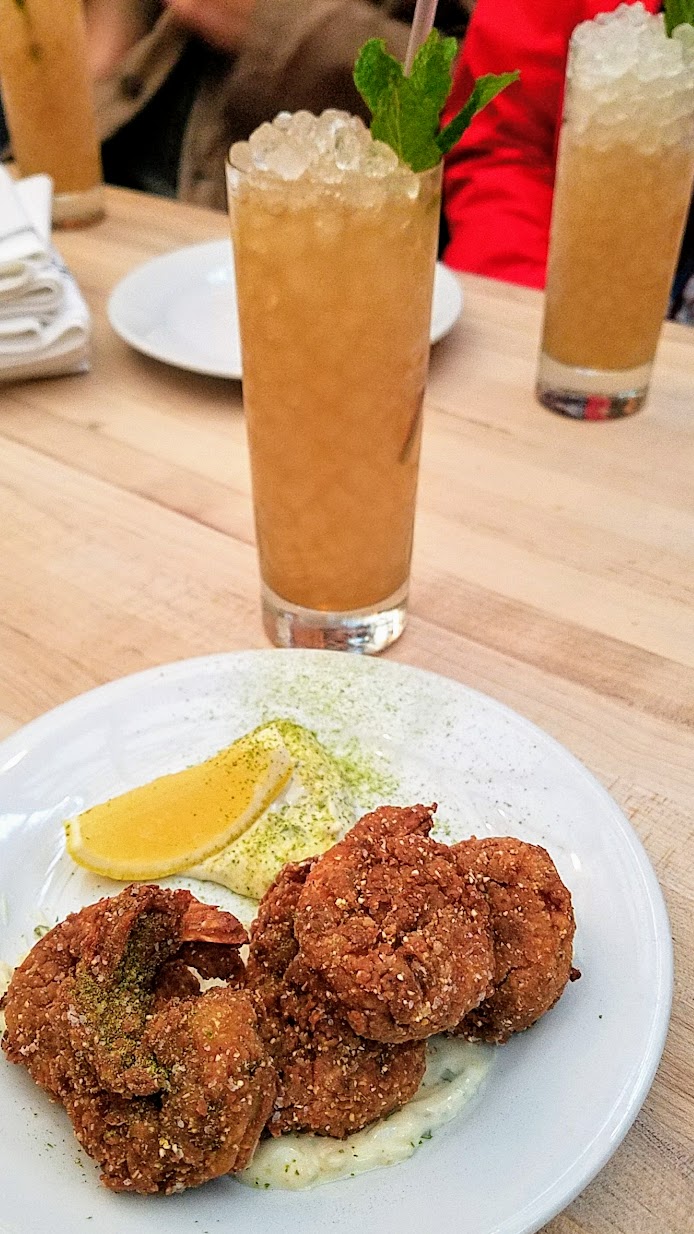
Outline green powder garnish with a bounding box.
[332,739,398,806]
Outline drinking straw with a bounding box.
[404,0,440,74]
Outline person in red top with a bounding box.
[442,0,661,289]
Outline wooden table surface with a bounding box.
[1,186,693,1231]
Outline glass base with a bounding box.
[52,184,105,229]
[536,352,651,419]
[261,582,408,654]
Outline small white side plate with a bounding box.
[107,240,463,380]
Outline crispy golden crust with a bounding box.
[453,838,576,1043]
[248,860,426,1138]
[65,988,276,1193]
[1,885,275,1194]
[294,805,495,1043]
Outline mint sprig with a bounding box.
[664,0,694,36]
[437,72,520,155]
[354,31,519,173]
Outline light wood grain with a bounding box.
[1,186,693,1233]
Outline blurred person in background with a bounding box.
[0,0,469,210]
[442,0,694,323]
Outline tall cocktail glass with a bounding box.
[0,0,104,226]
[537,4,694,419]
[227,111,441,653]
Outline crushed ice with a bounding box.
[567,3,694,147]
[229,109,417,199]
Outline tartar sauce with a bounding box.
[241,1035,492,1191]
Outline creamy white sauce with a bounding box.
[187,721,354,901]
[240,1035,492,1191]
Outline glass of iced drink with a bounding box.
[0,0,104,227]
[227,110,441,652]
[537,3,694,418]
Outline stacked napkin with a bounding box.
[0,165,91,382]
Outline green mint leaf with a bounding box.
[408,31,459,116]
[354,31,519,173]
[370,81,446,174]
[437,71,520,156]
[354,33,451,172]
[664,0,694,36]
[353,38,403,115]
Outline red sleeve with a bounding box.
[442,0,660,288]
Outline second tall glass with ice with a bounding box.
[228,111,440,652]
[538,4,694,418]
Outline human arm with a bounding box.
[442,0,583,289]
[162,0,257,52]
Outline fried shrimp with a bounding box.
[247,860,426,1138]
[1,885,276,1193]
[294,805,495,1043]
[155,898,248,1003]
[453,837,577,1043]
[64,987,276,1193]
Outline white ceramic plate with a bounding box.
[107,240,463,379]
[0,650,672,1234]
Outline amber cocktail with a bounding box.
[228,111,440,652]
[538,4,694,418]
[0,0,104,226]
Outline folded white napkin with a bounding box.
[0,165,91,381]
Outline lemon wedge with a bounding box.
[64,734,293,881]
[187,720,354,900]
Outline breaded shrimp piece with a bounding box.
[248,860,426,1138]
[453,837,577,1043]
[1,885,276,1193]
[294,805,495,1043]
[65,987,276,1193]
